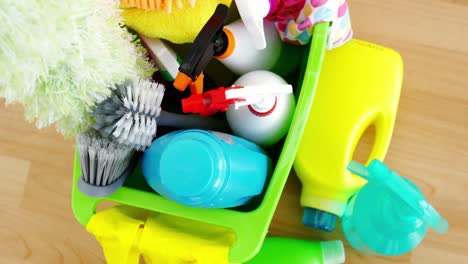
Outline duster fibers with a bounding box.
[0,0,155,136]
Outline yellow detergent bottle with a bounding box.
[293,39,403,232]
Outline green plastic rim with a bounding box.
[71,22,329,263]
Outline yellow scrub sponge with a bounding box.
[121,0,232,44]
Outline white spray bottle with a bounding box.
[226,70,296,146]
[181,70,295,146]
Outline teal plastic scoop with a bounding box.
[342,159,448,256]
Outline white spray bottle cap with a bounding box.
[235,0,271,50]
[225,84,293,109]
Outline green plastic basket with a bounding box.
[72,22,329,263]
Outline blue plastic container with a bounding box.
[141,129,272,208]
[342,159,449,256]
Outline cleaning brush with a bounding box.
[92,78,228,151]
[122,0,197,13]
[77,130,136,197]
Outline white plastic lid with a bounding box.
[320,240,346,264]
[250,95,276,113]
[235,0,271,50]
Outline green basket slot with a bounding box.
[71,22,329,263]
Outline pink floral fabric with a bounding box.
[274,0,353,49]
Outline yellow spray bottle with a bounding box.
[293,39,403,231]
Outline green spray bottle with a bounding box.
[244,237,345,264]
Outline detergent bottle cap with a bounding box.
[346,159,449,255]
[235,0,271,49]
[302,207,337,232]
[320,240,345,264]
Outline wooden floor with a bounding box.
[1,0,467,263]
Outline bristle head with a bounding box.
[91,78,165,150]
[77,130,135,186]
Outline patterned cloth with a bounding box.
[274,0,353,49]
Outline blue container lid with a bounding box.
[302,207,337,232]
[152,130,228,206]
[346,159,449,255]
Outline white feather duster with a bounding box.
[0,0,155,136]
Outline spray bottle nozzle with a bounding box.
[182,84,292,117]
[347,159,449,234]
[235,0,271,50]
[182,86,239,117]
[174,4,229,92]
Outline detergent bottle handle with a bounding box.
[345,110,395,188]
[343,111,395,176]
[367,111,395,163]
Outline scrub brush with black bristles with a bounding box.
[77,130,136,197]
[92,78,229,151]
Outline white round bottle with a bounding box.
[226,70,296,146]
